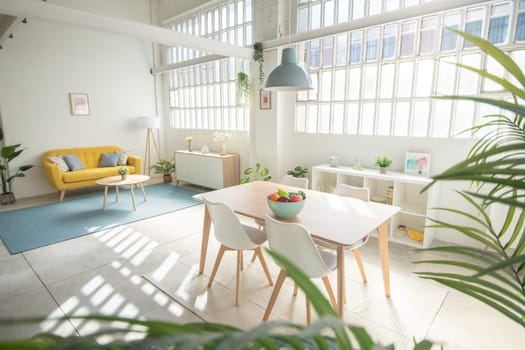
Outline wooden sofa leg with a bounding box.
[59,191,65,202]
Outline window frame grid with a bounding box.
[164,0,254,65]
[295,0,525,138]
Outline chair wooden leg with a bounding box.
[353,249,368,283]
[293,283,299,296]
[208,245,227,288]
[235,250,242,306]
[255,247,273,285]
[250,250,257,263]
[240,250,244,271]
[322,276,338,310]
[263,269,287,321]
[59,190,65,202]
[306,297,312,325]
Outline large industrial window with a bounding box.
[295,0,525,138]
[164,0,253,131]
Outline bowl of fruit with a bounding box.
[267,188,306,219]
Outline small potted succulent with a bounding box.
[118,166,130,180]
[375,155,392,174]
[150,159,176,183]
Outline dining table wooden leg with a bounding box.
[199,206,212,275]
[336,244,345,318]
[377,221,391,297]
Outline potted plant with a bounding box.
[0,127,34,205]
[240,162,271,184]
[150,159,176,183]
[253,42,264,85]
[287,165,308,178]
[236,72,251,106]
[375,155,392,174]
[118,166,130,180]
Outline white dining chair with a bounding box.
[250,174,310,265]
[204,198,274,306]
[316,184,370,302]
[280,174,309,188]
[262,215,338,324]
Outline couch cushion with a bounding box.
[99,153,120,167]
[62,166,136,183]
[43,146,124,169]
[48,155,70,172]
[63,154,85,171]
[117,151,129,166]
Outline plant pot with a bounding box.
[163,174,172,183]
[1,192,16,205]
[121,175,127,180]
[379,167,387,174]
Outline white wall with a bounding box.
[0,0,156,198]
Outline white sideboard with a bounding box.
[175,150,240,189]
[312,164,439,248]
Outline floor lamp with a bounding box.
[136,116,160,175]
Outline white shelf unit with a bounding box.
[312,164,439,248]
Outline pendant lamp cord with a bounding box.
[288,0,291,47]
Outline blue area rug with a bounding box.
[0,184,201,254]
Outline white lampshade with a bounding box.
[136,116,160,129]
[264,48,313,91]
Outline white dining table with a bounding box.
[193,181,400,318]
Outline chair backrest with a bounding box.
[265,215,332,278]
[281,175,309,189]
[333,184,370,202]
[204,198,259,250]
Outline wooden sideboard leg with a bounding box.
[59,191,65,202]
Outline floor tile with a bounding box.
[0,286,76,340]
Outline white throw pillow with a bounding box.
[117,151,129,166]
[48,154,70,172]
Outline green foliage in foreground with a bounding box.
[0,250,434,349]
[418,29,525,327]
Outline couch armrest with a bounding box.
[42,160,65,190]
[127,155,142,174]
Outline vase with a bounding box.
[188,141,192,152]
[1,192,16,205]
[219,143,226,155]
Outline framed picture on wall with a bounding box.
[260,89,271,110]
[404,152,431,176]
[69,93,90,115]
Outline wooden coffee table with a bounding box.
[96,175,150,210]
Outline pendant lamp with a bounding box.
[264,47,313,91]
[264,0,312,91]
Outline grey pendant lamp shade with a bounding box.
[264,47,313,91]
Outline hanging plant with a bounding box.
[236,72,251,106]
[253,42,264,85]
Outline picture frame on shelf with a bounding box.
[69,93,90,115]
[404,152,431,176]
[260,89,271,110]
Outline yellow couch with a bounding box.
[42,146,141,201]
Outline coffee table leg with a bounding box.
[129,185,137,210]
[115,185,119,202]
[140,183,147,202]
[103,185,108,210]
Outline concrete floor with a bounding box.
[0,183,523,349]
